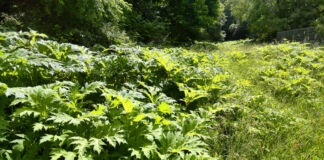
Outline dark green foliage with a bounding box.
[225,0,324,40]
[316,15,324,36]
[124,0,225,43]
[1,0,225,45]
[123,0,170,43]
[1,0,130,46]
[221,1,248,40]
[167,0,225,42]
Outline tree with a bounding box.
[225,0,324,40]
[124,0,225,43]
[1,0,130,46]
[167,0,225,42]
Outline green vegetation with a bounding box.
[0,0,323,159]
[0,0,224,45]
[210,41,324,159]
[225,0,324,40]
[0,31,227,159]
[0,31,323,159]
[0,0,131,46]
[1,0,323,43]
[124,0,225,43]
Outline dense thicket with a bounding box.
[166,0,225,42]
[1,0,323,43]
[124,0,225,43]
[0,0,225,45]
[221,1,248,40]
[225,0,324,40]
[0,0,130,46]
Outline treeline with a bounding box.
[0,0,323,46]
[0,0,224,46]
[225,0,324,40]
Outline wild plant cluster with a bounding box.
[211,41,324,159]
[257,43,324,101]
[1,31,323,160]
[0,31,231,159]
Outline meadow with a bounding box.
[0,31,323,159]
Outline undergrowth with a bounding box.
[0,32,323,159]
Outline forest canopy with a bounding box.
[0,0,323,45]
[225,0,324,40]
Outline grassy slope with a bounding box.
[205,41,324,159]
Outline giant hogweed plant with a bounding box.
[255,43,324,101]
[0,81,219,159]
[0,31,229,159]
[203,41,324,159]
